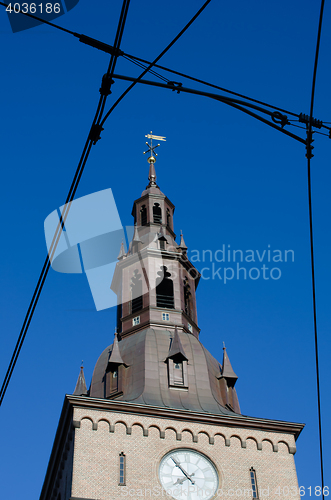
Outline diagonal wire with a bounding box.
[100,0,212,128]
[122,52,300,118]
[0,0,132,406]
[0,0,211,406]
[0,1,305,120]
[122,54,170,83]
[306,0,326,497]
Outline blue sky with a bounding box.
[0,1,331,498]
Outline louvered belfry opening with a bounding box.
[116,302,122,333]
[153,203,162,223]
[131,269,143,314]
[184,277,193,318]
[166,207,171,228]
[140,205,147,226]
[156,266,174,308]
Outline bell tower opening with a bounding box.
[140,205,147,226]
[153,203,162,224]
[184,277,193,318]
[156,266,174,309]
[131,269,143,314]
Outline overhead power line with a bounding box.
[0,0,212,405]
[0,6,327,493]
[0,1,305,121]
[99,0,212,128]
[305,0,326,498]
[0,0,132,405]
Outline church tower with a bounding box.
[40,140,304,500]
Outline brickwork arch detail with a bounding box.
[80,416,94,428]
[246,437,259,450]
[230,434,243,446]
[148,424,162,433]
[75,416,293,453]
[261,439,274,452]
[97,418,111,430]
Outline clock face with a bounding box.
[159,449,219,500]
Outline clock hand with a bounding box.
[171,457,195,485]
[173,477,186,485]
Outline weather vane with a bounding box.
[143,131,166,163]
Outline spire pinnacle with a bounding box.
[117,240,126,260]
[107,330,126,367]
[166,326,188,362]
[132,223,142,243]
[73,364,88,396]
[179,230,188,251]
[221,344,238,387]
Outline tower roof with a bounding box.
[87,138,239,415]
[90,327,240,415]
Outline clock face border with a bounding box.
[158,448,219,500]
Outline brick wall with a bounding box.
[70,407,300,500]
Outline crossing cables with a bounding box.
[0,0,212,405]
[0,0,132,406]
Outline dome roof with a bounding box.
[89,328,240,415]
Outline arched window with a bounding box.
[119,452,126,485]
[140,205,147,226]
[153,203,162,224]
[156,266,174,308]
[131,269,143,313]
[250,468,259,498]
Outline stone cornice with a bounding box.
[66,395,305,440]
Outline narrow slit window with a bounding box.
[250,467,258,499]
[119,453,126,485]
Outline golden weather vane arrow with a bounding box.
[143,131,166,163]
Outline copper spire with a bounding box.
[132,223,142,243]
[107,330,125,367]
[73,364,88,396]
[221,344,238,387]
[117,240,126,260]
[178,230,188,251]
